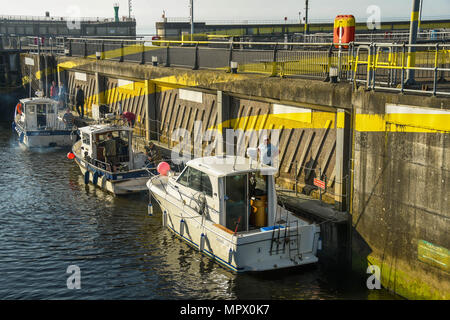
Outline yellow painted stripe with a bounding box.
[355,113,450,133]
[411,11,419,22]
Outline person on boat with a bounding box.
[103,133,117,172]
[121,111,136,127]
[75,86,85,118]
[63,108,75,129]
[257,135,278,166]
[144,142,162,169]
[58,82,67,108]
[50,81,59,100]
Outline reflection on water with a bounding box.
[0,121,399,300]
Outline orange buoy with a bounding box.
[333,15,355,49]
[16,103,23,115]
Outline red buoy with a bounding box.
[157,162,170,176]
[67,152,75,160]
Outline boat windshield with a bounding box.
[95,130,130,164]
[177,166,213,197]
[225,174,248,233]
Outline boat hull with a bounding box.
[15,123,76,148]
[148,178,320,273]
[74,157,150,195]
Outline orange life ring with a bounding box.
[16,103,23,115]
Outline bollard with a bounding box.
[148,202,153,216]
[164,45,171,67]
[192,43,199,70]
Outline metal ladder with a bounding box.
[287,220,302,262]
[269,204,301,262]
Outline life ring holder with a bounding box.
[16,103,23,115]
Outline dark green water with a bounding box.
[0,121,399,299]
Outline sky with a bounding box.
[3,0,450,33]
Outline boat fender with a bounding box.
[148,203,153,216]
[11,122,15,132]
[101,175,107,188]
[19,132,24,143]
[180,219,185,236]
[162,211,167,227]
[228,248,233,264]
[318,237,322,251]
[92,172,99,185]
[199,233,205,252]
[84,171,90,185]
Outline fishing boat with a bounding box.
[13,97,77,148]
[70,124,151,195]
[147,153,321,272]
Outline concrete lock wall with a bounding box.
[351,90,450,300]
[20,53,449,299]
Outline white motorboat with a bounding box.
[71,124,151,195]
[147,154,321,272]
[13,97,77,148]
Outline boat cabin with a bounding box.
[171,155,278,233]
[78,125,135,172]
[16,98,64,131]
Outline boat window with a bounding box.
[82,133,91,146]
[47,104,56,114]
[96,131,130,163]
[249,171,268,198]
[25,104,35,115]
[36,104,46,114]
[225,174,248,233]
[177,167,213,197]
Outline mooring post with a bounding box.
[406,0,421,85]
[140,42,145,65]
[119,42,124,62]
[335,108,350,212]
[164,45,170,67]
[192,43,199,70]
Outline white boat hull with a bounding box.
[148,177,320,272]
[15,126,76,148]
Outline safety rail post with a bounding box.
[83,39,87,58]
[271,43,278,77]
[164,45,170,67]
[101,41,105,60]
[372,43,376,90]
[227,41,234,73]
[347,42,354,81]
[325,44,333,81]
[366,43,374,90]
[119,41,124,62]
[192,42,199,70]
[433,43,439,96]
[401,43,406,94]
[140,41,145,65]
[68,39,72,57]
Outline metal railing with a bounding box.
[57,37,450,95]
[0,14,135,23]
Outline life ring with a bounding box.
[16,103,23,115]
